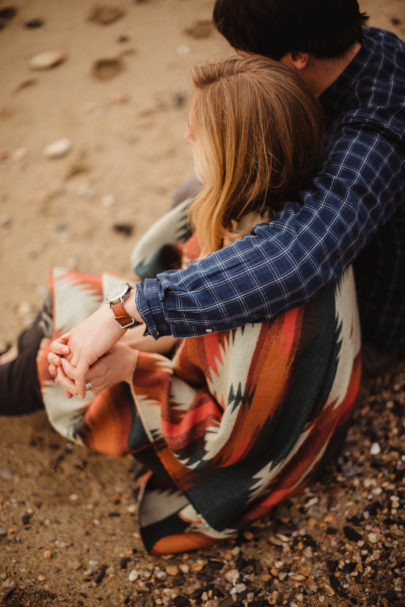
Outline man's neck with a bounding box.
[304,42,362,96]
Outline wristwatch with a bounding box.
[106,282,140,329]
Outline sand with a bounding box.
[0,1,404,605]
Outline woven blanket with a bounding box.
[37,200,361,554]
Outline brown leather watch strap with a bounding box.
[110,301,136,328]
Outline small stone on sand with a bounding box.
[30,50,66,70]
[43,138,72,159]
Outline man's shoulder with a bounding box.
[325,26,405,137]
[362,26,405,60]
[363,26,404,46]
[355,28,405,119]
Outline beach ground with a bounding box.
[0,1,404,605]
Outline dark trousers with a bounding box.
[0,320,45,416]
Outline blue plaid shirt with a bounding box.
[136,28,405,355]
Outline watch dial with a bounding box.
[109,282,128,301]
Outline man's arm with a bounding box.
[136,124,404,339]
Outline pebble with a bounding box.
[113,222,134,236]
[368,532,379,544]
[370,442,381,455]
[43,138,72,158]
[24,18,44,29]
[92,57,124,81]
[21,512,32,525]
[1,578,16,599]
[128,569,139,582]
[344,526,363,544]
[390,496,399,508]
[88,5,125,25]
[0,528,7,538]
[166,565,179,576]
[183,19,213,39]
[224,569,239,583]
[30,49,66,70]
[290,574,306,581]
[94,565,107,585]
[179,564,189,574]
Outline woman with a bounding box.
[1,57,361,554]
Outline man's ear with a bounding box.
[281,51,310,71]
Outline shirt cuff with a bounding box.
[135,279,171,339]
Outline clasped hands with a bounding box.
[47,304,136,398]
[47,302,176,398]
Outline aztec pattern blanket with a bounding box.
[37,200,362,554]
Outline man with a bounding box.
[49,0,404,396]
[135,0,404,365]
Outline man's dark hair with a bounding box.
[213,0,369,60]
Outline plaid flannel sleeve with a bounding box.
[136,123,404,339]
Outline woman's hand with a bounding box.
[84,343,138,394]
[49,304,125,398]
[52,343,138,397]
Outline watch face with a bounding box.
[108,282,130,303]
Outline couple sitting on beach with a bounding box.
[1,0,403,555]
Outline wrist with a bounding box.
[106,283,143,329]
[102,303,125,338]
[123,288,143,324]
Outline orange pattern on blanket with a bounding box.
[211,309,302,468]
[244,352,362,521]
[78,384,135,457]
[150,532,219,555]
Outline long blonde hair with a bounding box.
[189,56,323,255]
